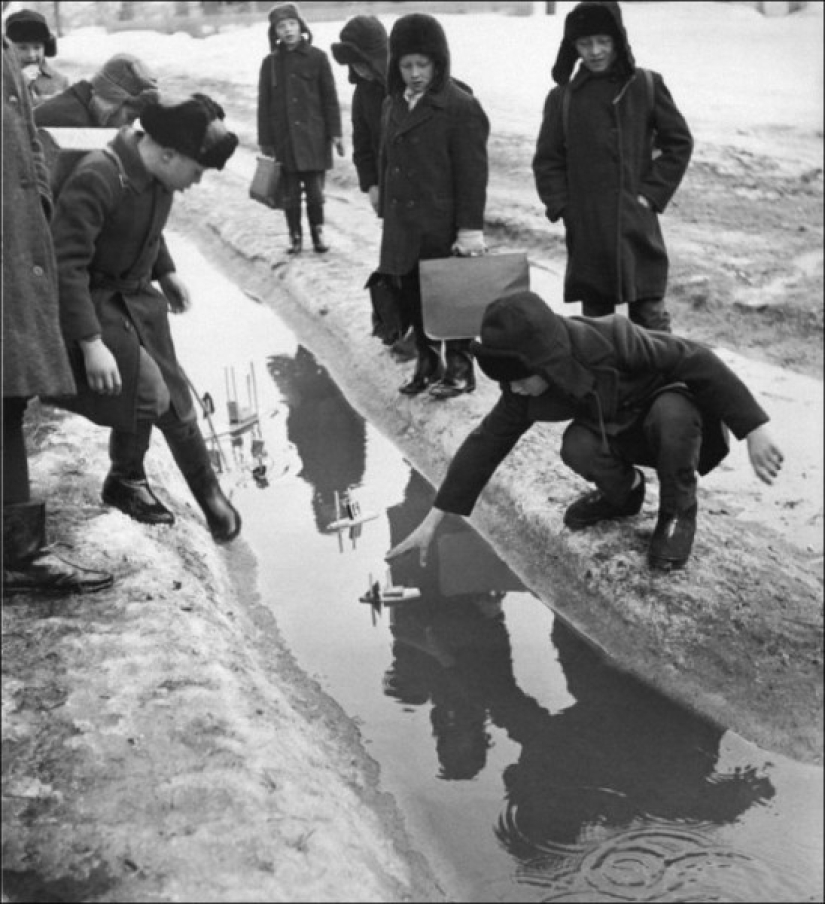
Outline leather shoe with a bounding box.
[648,505,697,570]
[428,374,476,400]
[102,474,175,526]
[4,550,114,596]
[564,470,645,530]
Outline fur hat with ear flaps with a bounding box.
[267,2,312,48]
[5,9,58,56]
[140,93,239,170]
[551,0,635,86]
[387,13,451,97]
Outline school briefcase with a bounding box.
[249,155,283,209]
[420,252,530,340]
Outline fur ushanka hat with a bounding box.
[267,2,311,48]
[551,0,635,86]
[387,13,450,97]
[5,9,57,56]
[140,93,239,170]
[331,15,387,86]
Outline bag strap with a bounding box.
[563,67,655,143]
[100,145,132,192]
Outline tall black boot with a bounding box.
[161,421,241,543]
[284,207,302,254]
[429,339,476,399]
[307,203,329,253]
[3,501,113,596]
[103,423,175,525]
[399,333,444,396]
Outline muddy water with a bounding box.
[169,235,823,904]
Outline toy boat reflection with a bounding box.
[325,489,379,533]
[360,572,421,623]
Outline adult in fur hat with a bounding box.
[386,292,783,572]
[533,1,693,332]
[3,34,113,595]
[377,13,490,400]
[35,52,159,129]
[257,2,344,254]
[4,8,68,105]
[47,93,242,543]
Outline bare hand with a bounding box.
[746,424,784,485]
[385,508,444,569]
[159,272,191,314]
[81,338,121,395]
[368,184,380,216]
[333,137,346,157]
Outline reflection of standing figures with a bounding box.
[267,347,367,533]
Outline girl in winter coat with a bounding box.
[533,0,693,332]
[257,2,344,254]
[378,13,490,399]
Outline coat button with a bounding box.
[123,319,132,331]
[32,265,44,276]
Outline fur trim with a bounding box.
[551,1,635,86]
[5,9,58,57]
[387,13,450,97]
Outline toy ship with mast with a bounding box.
[325,489,379,533]
[359,570,421,610]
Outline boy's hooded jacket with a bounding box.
[533,0,693,308]
[257,4,341,172]
[433,292,768,516]
[331,16,387,192]
[378,14,489,275]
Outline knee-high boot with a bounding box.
[161,420,241,542]
[429,339,476,399]
[103,423,175,525]
[307,202,329,253]
[284,207,302,254]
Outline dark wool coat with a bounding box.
[434,294,768,516]
[377,82,490,276]
[49,126,192,432]
[34,80,96,127]
[257,38,342,173]
[533,5,692,307]
[351,78,384,192]
[2,41,76,399]
[28,59,69,106]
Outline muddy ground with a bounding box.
[3,68,823,902]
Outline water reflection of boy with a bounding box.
[267,348,366,532]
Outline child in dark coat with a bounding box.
[257,2,344,254]
[533,1,693,332]
[4,9,68,106]
[387,292,783,572]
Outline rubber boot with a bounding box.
[103,423,175,525]
[3,501,113,596]
[307,203,329,253]
[161,421,241,542]
[399,334,444,396]
[429,340,476,399]
[284,207,302,254]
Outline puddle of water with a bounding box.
[167,233,823,904]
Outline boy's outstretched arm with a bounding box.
[746,424,784,485]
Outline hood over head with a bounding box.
[470,292,596,397]
[91,53,159,111]
[267,2,312,49]
[331,15,387,85]
[5,8,57,56]
[387,13,450,97]
[551,0,635,86]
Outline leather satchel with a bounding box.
[420,252,530,340]
[249,156,283,209]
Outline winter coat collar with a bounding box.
[109,126,155,193]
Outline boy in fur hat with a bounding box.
[4,8,68,105]
[377,12,490,400]
[257,2,344,254]
[35,52,159,129]
[533,0,692,332]
[47,94,243,543]
[386,292,783,572]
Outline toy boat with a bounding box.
[325,490,379,533]
[359,572,421,608]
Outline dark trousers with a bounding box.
[280,170,325,227]
[560,391,702,514]
[2,396,31,506]
[582,297,671,333]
